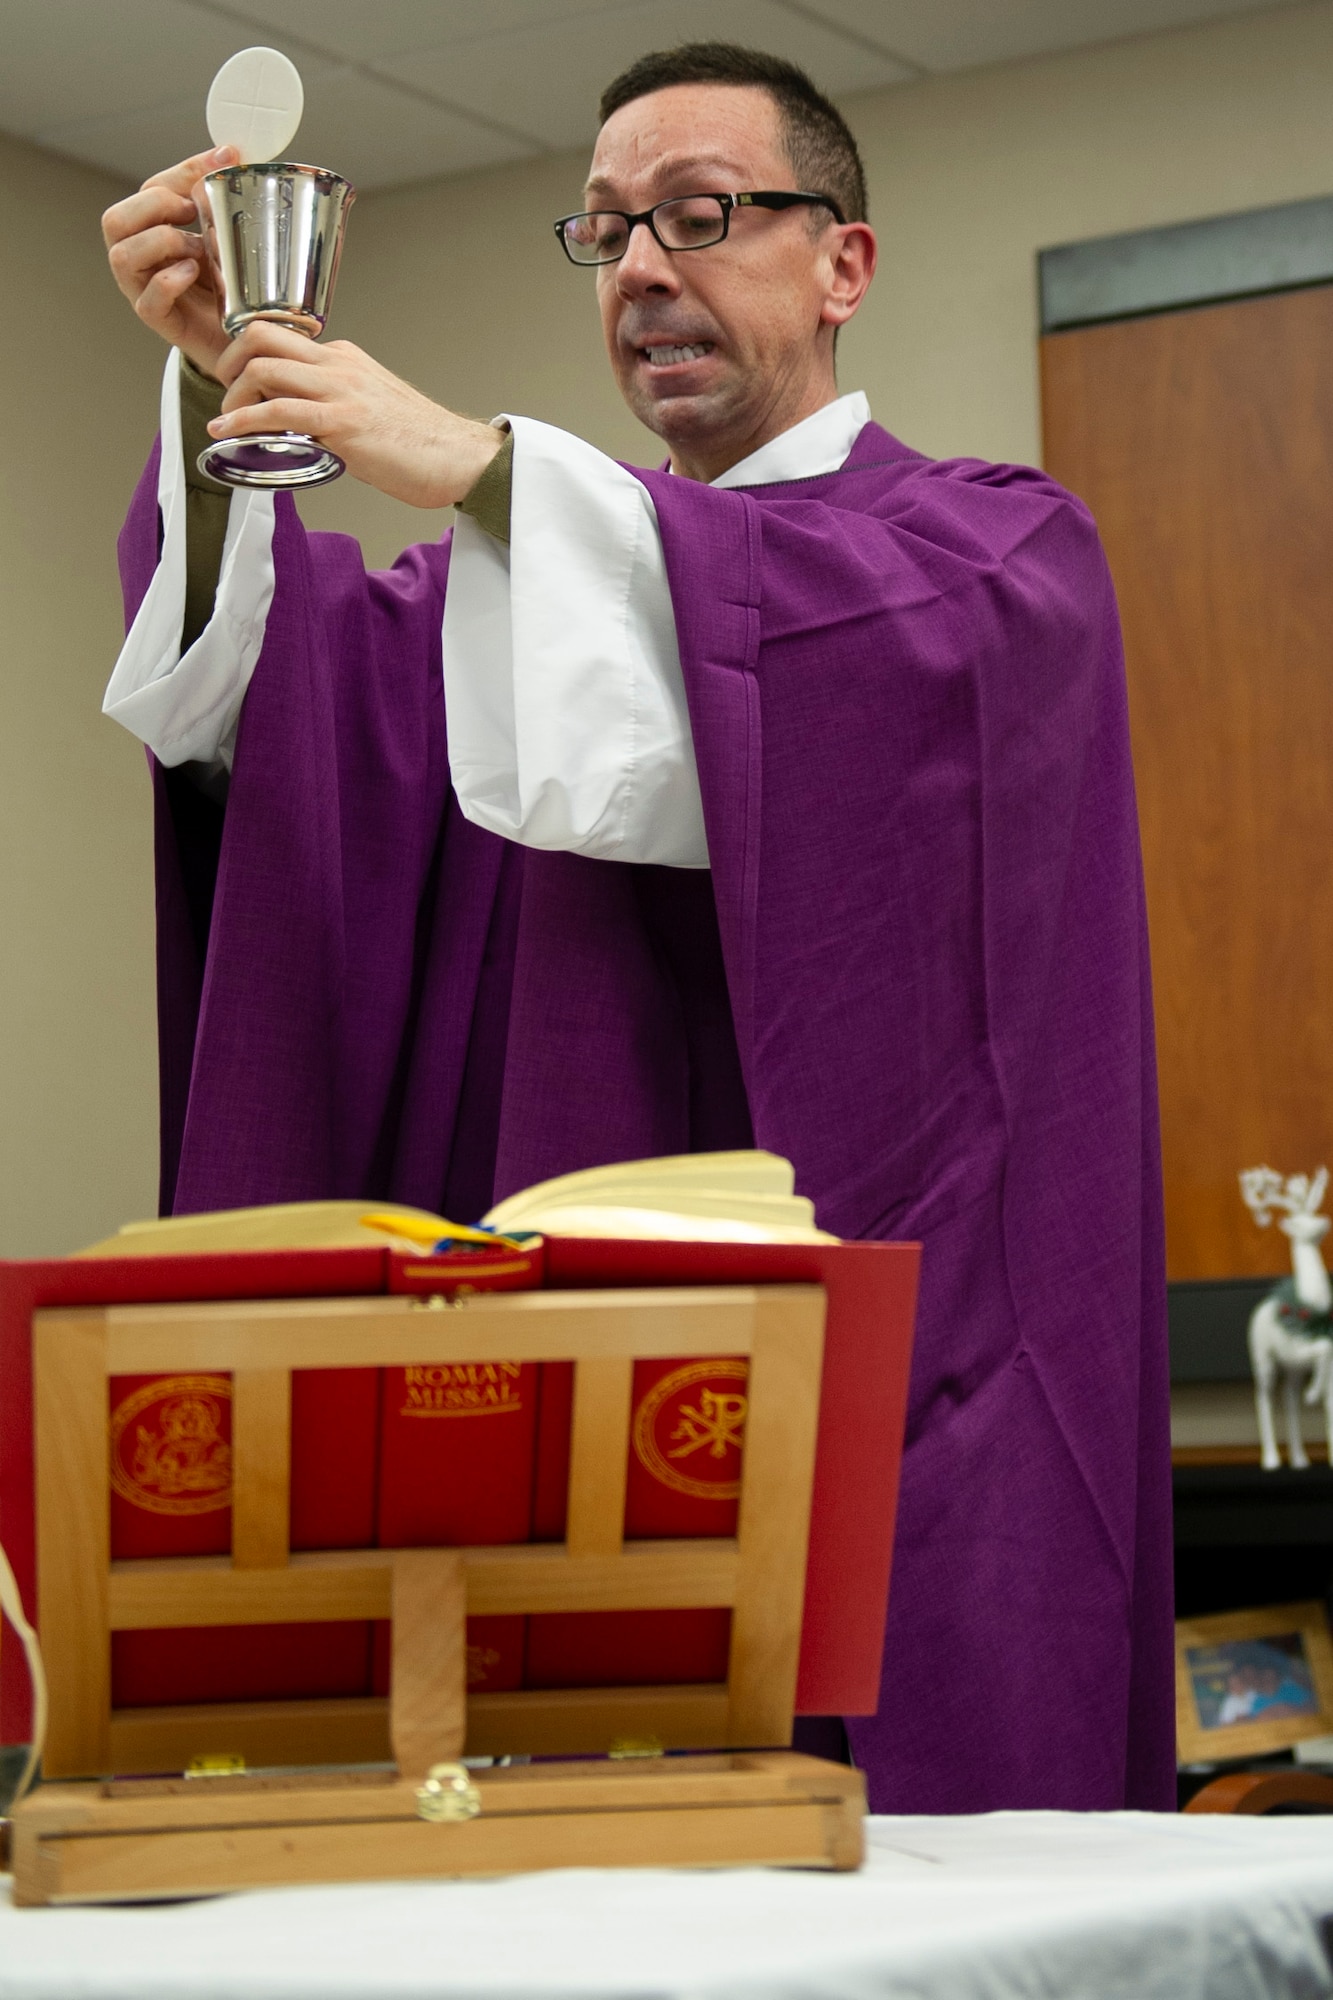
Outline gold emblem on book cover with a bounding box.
[399,1361,525,1418]
[466,1643,503,1687]
[109,1375,232,1515]
[632,1359,748,1500]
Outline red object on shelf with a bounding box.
[0,1235,918,1741]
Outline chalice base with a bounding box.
[198,430,345,489]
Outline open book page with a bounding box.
[73,1199,450,1259]
[482,1150,834,1242]
[75,1153,836,1255]
[493,1203,835,1243]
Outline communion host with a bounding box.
[100,42,1173,1815]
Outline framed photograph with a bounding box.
[1176,1601,1333,1762]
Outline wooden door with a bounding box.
[1042,287,1333,1280]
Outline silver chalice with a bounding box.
[197,162,355,489]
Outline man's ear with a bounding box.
[820,222,876,330]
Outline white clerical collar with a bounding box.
[708,390,871,489]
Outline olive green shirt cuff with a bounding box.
[179,357,232,655]
[455,428,513,545]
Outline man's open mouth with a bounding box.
[641,342,713,366]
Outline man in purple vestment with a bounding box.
[101,43,1173,1813]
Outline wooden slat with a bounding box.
[108,1698,392,1774]
[230,1367,291,1569]
[18,1752,861,1835]
[108,1540,739,1628]
[565,1355,633,1557]
[465,1682,732,1757]
[390,1550,466,1777]
[35,1310,112,1779]
[104,1684,733,1773]
[89,1287,791,1374]
[726,1289,826,1747]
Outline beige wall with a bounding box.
[0,131,162,1257]
[9,1,1333,1251]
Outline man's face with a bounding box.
[585,84,854,473]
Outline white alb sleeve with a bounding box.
[102,348,276,770]
[441,415,708,868]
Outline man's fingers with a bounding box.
[134,260,207,326]
[102,183,197,250]
[103,148,236,248]
[107,222,201,294]
[220,354,328,413]
[208,398,330,440]
[213,321,322,387]
[142,146,237,199]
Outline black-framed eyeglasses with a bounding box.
[553,190,846,266]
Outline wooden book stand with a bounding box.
[10,1282,866,1902]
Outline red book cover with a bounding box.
[374,1359,540,1546]
[109,1371,233,1561]
[113,1623,376,1708]
[524,1608,731,1688]
[625,1356,745,1538]
[530,1362,574,1541]
[291,1370,380,1551]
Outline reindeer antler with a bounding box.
[1240,1165,1331,1227]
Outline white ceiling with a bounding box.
[0,0,1298,192]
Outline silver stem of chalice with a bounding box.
[197,162,355,489]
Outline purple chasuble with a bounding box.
[119,419,1174,1814]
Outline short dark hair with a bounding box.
[598,43,867,226]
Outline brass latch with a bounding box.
[608,1735,665,1760]
[415,1762,482,1822]
[185,1753,247,1778]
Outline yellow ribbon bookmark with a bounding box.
[359,1212,532,1252]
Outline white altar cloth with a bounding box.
[2,1810,1333,2000]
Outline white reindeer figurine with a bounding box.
[1239,1166,1333,1471]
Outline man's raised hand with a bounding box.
[102,147,238,378]
[208,322,504,509]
